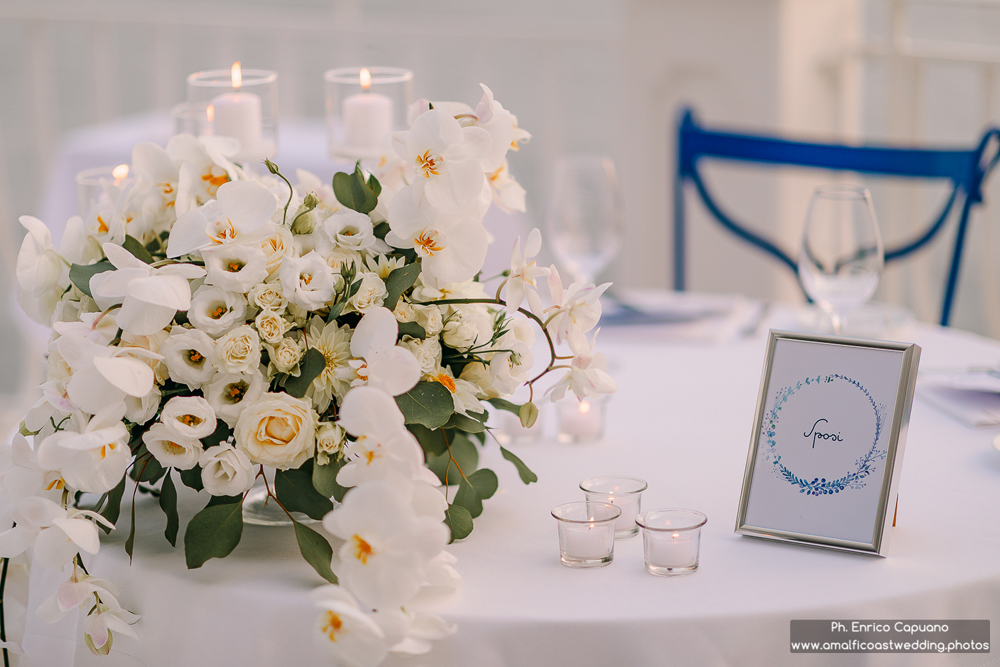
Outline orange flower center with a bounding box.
[435,373,456,393]
[416,150,441,178]
[414,229,444,256]
[180,414,203,427]
[352,535,375,564]
[322,612,343,642]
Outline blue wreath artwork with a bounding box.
[762,374,887,496]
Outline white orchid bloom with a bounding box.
[349,308,420,396]
[132,141,180,217]
[310,585,389,667]
[548,330,617,402]
[89,242,205,336]
[37,571,138,656]
[372,606,457,657]
[488,159,527,213]
[322,479,450,609]
[0,496,113,569]
[166,133,244,215]
[489,318,536,395]
[504,228,549,313]
[0,435,63,504]
[52,311,119,346]
[166,180,277,258]
[188,285,247,338]
[14,215,87,325]
[279,251,337,311]
[386,186,488,287]
[55,331,159,416]
[545,266,611,355]
[391,108,491,215]
[35,403,131,495]
[471,83,517,172]
[202,242,269,293]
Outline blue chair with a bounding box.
[674,108,1000,326]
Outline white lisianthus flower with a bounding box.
[205,369,266,427]
[255,309,291,345]
[199,442,255,496]
[280,251,336,311]
[234,392,316,470]
[266,337,305,375]
[545,266,611,355]
[323,479,450,609]
[391,108,491,215]
[142,423,203,470]
[317,209,379,252]
[503,228,549,313]
[310,586,388,667]
[167,180,277,258]
[214,325,261,374]
[160,327,217,388]
[402,336,441,375]
[159,395,218,439]
[188,285,247,338]
[260,223,294,277]
[315,422,347,465]
[306,317,356,412]
[548,331,617,401]
[35,404,131,495]
[248,282,286,312]
[202,243,269,293]
[347,273,387,315]
[348,308,420,396]
[411,305,443,336]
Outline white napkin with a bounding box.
[917,385,1000,428]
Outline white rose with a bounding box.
[413,304,443,336]
[143,423,203,470]
[318,209,378,251]
[249,282,286,312]
[393,300,415,323]
[279,251,336,311]
[200,442,255,496]
[189,285,247,338]
[324,247,362,275]
[347,272,387,314]
[126,386,161,425]
[442,312,492,350]
[315,422,346,465]
[267,337,304,375]
[161,327,217,388]
[402,336,441,375]
[159,395,218,440]
[205,369,266,427]
[234,392,317,470]
[255,309,290,345]
[260,223,294,276]
[215,325,261,374]
[459,361,500,399]
[202,243,269,293]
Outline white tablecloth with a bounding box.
[18,314,1000,667]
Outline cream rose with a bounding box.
[249,282,287,312]
[348,272,387,314]
[392,300,415,323]
[403,335,441,374]
[200,443,255,496]
[255,309,291,345]
[261,223,294,276]
[413,304,444,336]
[215,325,261,374]
[234,392,317,470]
[267,337,304,375]
[315,421,346,465]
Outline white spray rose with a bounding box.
[200,443,255,496]
[267,337,305,375]
[214,325,261,374]
[248,282,286,312]
[234,392,317,470]
[347,273,387,314]
[255,309,291,345]
[412,304,444,336]
[402,336,441,375]
[315,422,347,465]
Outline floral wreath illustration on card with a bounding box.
[762,374,886,496]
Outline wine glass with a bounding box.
[797,185,884,335]
[544,155,625,284]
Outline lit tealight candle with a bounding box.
[557,397,606,442]
[112,164,129,185]
[209,62,263,157]
[342,68,394,151]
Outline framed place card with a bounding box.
[735,331,921,557]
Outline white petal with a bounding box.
[368,348,421,397]
[93,356,155,398]
[166,209,210,258]
[0,526,30,558]
[90,267,149,310]
[449,126,492,162]
[132,141,177,183]
[33,526,80,569]
[424,219,488,286]
[351,307,398,358]
[525,228,542,258]
[52,517,101,554]
[102,242,149,270]
[217,180,277,232]
[338,386,405,437]
[127,274,191,310]
[423,161,487,215]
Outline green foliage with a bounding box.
[179,465,204,492]
[201,422,232,448]
[426,431,479,485]
[444,504,473,543]
[122,235,154,264]
[184,496,244,569]
[444,412,487,434]
[293,520,339,584]
[284,348,326,399]
[129,451,166,484]
[332,164,379,214]
[158,471,179,547]
[125,490,136,561]
[397,321,427,340]
[68,260,114,298]
[408,424,448,457]
[452,468,498,519]
[468,468,499,500]
[396,382,455,429]
[313,456,348,502]
[500,445,538,484]
[519,402,539,428]
[99,476,127,534]
[487,397,521,416]
[276,462,334,520]
[383,263,421,311]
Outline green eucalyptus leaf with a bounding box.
[332,168,378,214]
[395,382,455,429]
[367,172,382,198]
[397,321,427,340]
[454,478,483,518]
[125,491,136,562]
[293,520,339,584]
[276,462,334,520]
[179,465,204,492]
[68,260,114,299]
[122,235,154,264]
[313,456,348,502]
[408,424,448,457]
[373,221,390,240]
[426,431,479,485]
[468,468,499,500]
[158,471,179,547]
[500,445,538,484]
[383,263,421,311]
[99,476,127,533]
[201,422,232,449]
[184,499,245,569]
[487,397,521,416]
[129,451,165,483]
[444,412,486,433]
[284,348,326,399]
[444,504,473,543]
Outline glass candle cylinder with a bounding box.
[636,509,708,576]
[76,165,134,220]
[187,63,278,161]
[492,405,545,445]
[325,67,413,161]
[171,102,213,137]
[580,476,647,539]
[551,501,621,568]
[556,394,608,443]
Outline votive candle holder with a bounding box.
[580,476,647,539]
[187,64,278,161]
[325,67,413,161]
[636,509,707,576]
[551,501,621,568]
[76,165,134,220]
[556,394,609,443]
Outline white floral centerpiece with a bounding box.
[0,84,615,665]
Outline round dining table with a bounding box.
[18,306,1000,667]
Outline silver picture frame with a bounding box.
[735,330,921,557]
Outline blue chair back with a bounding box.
[674,108,1000,326]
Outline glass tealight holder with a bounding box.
[76,165,134,219]
[636,509,708,576]
[171,102,212,137]
[187,64,278,161]
[580,476,648,539]
[556,394,609,443]
[551,501,620,568]
[492,405,545,445]
[325,67,413,161]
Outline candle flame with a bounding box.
[112,164,129,181]
[672,532,680,539]
[360,67,372,91]
[206,104,215,122]
[579,401,591,414]
[231,61,242,90]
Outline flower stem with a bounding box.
[0,555,8,667]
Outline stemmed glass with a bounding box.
[544,155,625,284]
[797,185,884,335]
